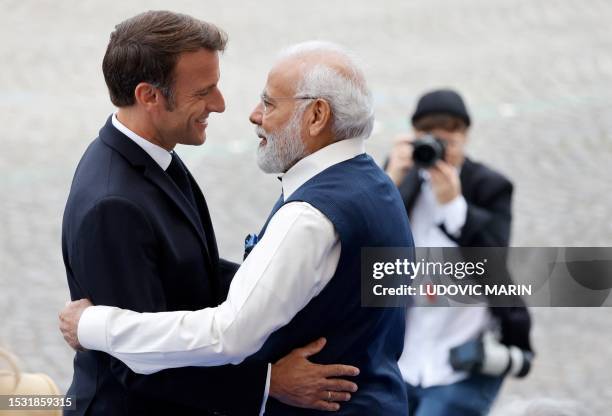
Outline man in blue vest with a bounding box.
[60,41,414,415]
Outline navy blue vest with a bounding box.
[253,153,414,415]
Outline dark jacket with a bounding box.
[62,117,267,416]
[252,154,412,415]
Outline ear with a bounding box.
[307,99,332,137]
[134,82,161,110]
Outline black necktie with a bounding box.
[166,152,197,209]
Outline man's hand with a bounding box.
[385,134,414,186]
[428,160,462,204]
[58,299,93,351]
[270,338,359,412]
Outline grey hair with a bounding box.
[278,41,375,141]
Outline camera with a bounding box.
[412,134,446,168]
[449,332,533,378]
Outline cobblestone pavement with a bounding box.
[1,0,612,413]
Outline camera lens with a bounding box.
[412,134,446,167]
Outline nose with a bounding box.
[208,87,226,113]
[249,102,263,125]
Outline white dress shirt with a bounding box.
[111,114,172,170]
[398,169,491,388]
[78,138,367,379]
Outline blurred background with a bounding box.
[1,0,611,413]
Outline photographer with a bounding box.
[385,89,533,416]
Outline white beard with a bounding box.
[256,107,308,174]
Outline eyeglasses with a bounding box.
[260,94,318,114]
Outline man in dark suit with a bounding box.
[61,11,357,416]
[385,89,532,416]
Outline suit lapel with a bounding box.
[459,157,476,200]
[179,157,218,265]
[143,167,208,244]
[98,117,213,268]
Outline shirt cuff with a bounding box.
[439,195,467,237]
[259,363,272,415]
[77,305,115,351]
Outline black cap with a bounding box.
[411,89,471,127]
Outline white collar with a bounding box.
[112,113,173,170]
[281,137,366,200]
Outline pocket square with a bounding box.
[244,233,259,260]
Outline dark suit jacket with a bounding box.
[396,158,532,351]
[62,117,267,416]
[397,158,512,246]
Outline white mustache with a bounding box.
[255,126,269,140]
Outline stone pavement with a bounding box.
[1,0,611,413]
